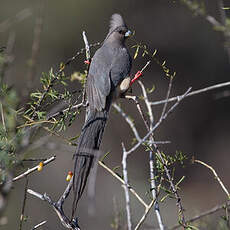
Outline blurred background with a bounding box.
[1,0,230,229]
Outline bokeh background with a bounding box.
[1,0,230,229]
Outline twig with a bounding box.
[126,87,192,154]
[13,156,56,182]
[98,161,148,209]
[122,143,132,230]
[132,81,187,228]
[125,95,150,128]
[32,220,47,230]
[19,177,29,230]
[83,31,90,60]
[160,77,173,118]
[150,81,230,106]
[194,159,230,199]
[170,201,230,230]
[138,80,167,230]
[27,188,80,230]
[126,85,190,226]
[57,177,73,207]
[113,103,141,142]
[47,102,85,120]
[31,41,99,119]
[17,118,56,129]
[148,140,171,145]
[140,61,151,73]
[134,199,155,230]
[22,158,48,162]
[81,31,92,108]
[121,83,190,228]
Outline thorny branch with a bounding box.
[27,187,80,230]
[170,201,230,230]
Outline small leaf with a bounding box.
[133,45,140,59]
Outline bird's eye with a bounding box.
[119,30,124,35]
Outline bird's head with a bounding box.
[104,14,132,44]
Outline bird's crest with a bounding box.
[109,14,126,32]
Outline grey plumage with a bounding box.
[72,13,132,218]
[109,13,127,33]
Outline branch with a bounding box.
[170,201,230,229]
[113,103,141,142]
[122,143,132,230]
[150,81,230,106]
[125,86,191,227]
[47,102,85,120]
[13,156,56,182]
[27,188,80,230]
[19,177,29,230]
[123,82,189,228]
[98,161,148,209]
[81,31,91,105]
[137,80,166,230]
[126,87,192,154]
[134,199,155,230]
[194,159,230,199]
[31,41,99,119]
[32,220,47,230]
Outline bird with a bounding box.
[72,13,132,217]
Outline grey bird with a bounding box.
[72,13,132,217]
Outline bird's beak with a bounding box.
[125,30,132,38]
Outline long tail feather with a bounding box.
[72,110,108,218]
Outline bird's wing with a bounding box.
[110,48,132,88]
[87,46,111,111]
[87,46,131,111]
